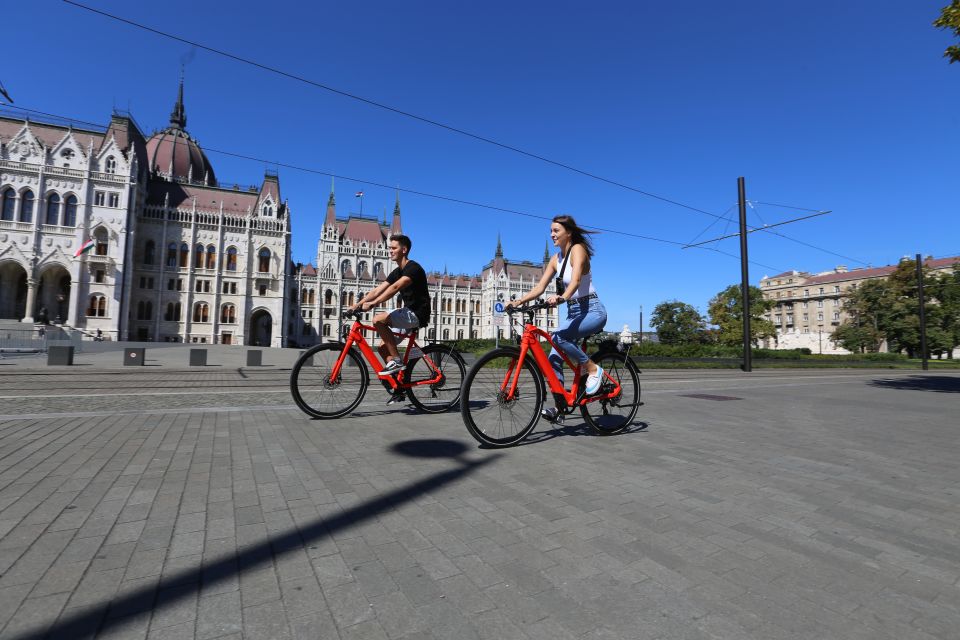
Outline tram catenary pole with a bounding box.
[916,253,928,371]
[738,177,752,372]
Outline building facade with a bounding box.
[290,191,557,346]
[758,256,959,354]
[0,83,291,346]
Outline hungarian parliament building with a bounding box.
[0,85,555,346]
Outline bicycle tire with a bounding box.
[460,347,544,447]
[290,343,369,419]
[580,351,641,435]
[405,344,466,413]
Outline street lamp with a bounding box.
[818,325,823,354]
[55,293,65,325]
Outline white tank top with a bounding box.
[557,250,596,300]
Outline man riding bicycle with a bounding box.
[348,234,431,402]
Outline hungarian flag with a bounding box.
[74,238,95,257]
[355,191,364,197]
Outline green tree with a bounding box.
[707,285,776,347]
[926,262,960,358]
[649,301,707,345]
[934,1,960,64]
[835,258,951,358]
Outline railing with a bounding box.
[0,220,33,231]
[44,165,85,178]
[90,171,128,184]
[86,254,113,265]
[0,326,82,352]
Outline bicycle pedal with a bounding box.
[386,393,407,406]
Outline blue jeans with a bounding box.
[549,297,607,386]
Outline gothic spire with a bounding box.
[543,240,550,264]
[390,189,402,235]
[169,72,187,130]
[324,177,336,226]
[495,233,503,258]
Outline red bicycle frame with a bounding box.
[504,319,621,407]
[329,319,443,392]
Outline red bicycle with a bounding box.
[460,301,641,447]
[290,309,466,418]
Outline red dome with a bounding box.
[146,128,216,185]
[145,79,216,185]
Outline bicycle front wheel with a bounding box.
[405,344,466,413]
[290,343,369,419]
[580,352,641,435]
[460,347,544,447]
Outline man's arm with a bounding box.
[361,276,412,309]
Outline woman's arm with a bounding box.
[507,255,557,307]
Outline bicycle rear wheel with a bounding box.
[460,347,544,447]
[580,352,641,435]
[290,343,369,419]
[405,344,466,413]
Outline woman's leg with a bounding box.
[551,301,608,380]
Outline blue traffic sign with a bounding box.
[493,302,505,315]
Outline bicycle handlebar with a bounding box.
[505,300,555,315]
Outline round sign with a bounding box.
[493,302,504,314]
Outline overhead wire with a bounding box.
[60,0,833,249]
[0,103,789,274]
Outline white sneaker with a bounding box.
[584,366,604,395]
[378,359,404,376]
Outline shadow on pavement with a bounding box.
[502,420,649,448]
[12,440,499,640]
[870,375,960,393]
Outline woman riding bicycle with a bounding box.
[506,215,607,423]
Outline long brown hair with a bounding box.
[552,215,596,258]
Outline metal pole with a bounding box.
[738,177,752,372]
[639,305,643,345]
[916,253,928,371]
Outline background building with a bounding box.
[758,256,959,354]
[0,82,291,345]
[291,193,556,346]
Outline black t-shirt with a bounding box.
[387,260,431,327]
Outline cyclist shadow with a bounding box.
[493,419,649,448]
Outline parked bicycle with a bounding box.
[290,308,466,418]
[460,300,642,447]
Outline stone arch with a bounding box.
[35,263,72,323]
[0,260,28,320]
[249,308,273,346]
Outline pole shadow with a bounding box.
[869,375,960,393]
[11,440,498,640]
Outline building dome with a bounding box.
[144,80,216,186]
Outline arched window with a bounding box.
[1,188,15,221]
[136,300,153,320]
[309,289,316,304]
[340,259,350,276]
[443,329,449,340]
[262,203,273,217]
[347,292,355,306]
[258,248,271,273]
[94,228,109,256]
[324,289,333,305]
[193,302,209,323]
[373,263,383,279]
[226,246,238,271]
[323,324,331,337]
[144,240,155,265]
[19,190,34,223]
[194,244,205,269]
[105,156,117,174]
[206,245,216,270]
[63,195,78,227]
[86,295,107,317]
[46,193,61,225]
[358,261,368,277]
[167,242,178,267]
[179,242,189,268]
[457,330,463,340]
[165,302,182,321]
[301,288,308,303]
[340,291,347,306]
[220,304,236,323]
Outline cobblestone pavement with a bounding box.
[1,366,959,639]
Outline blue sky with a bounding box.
[5,1,959,331]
